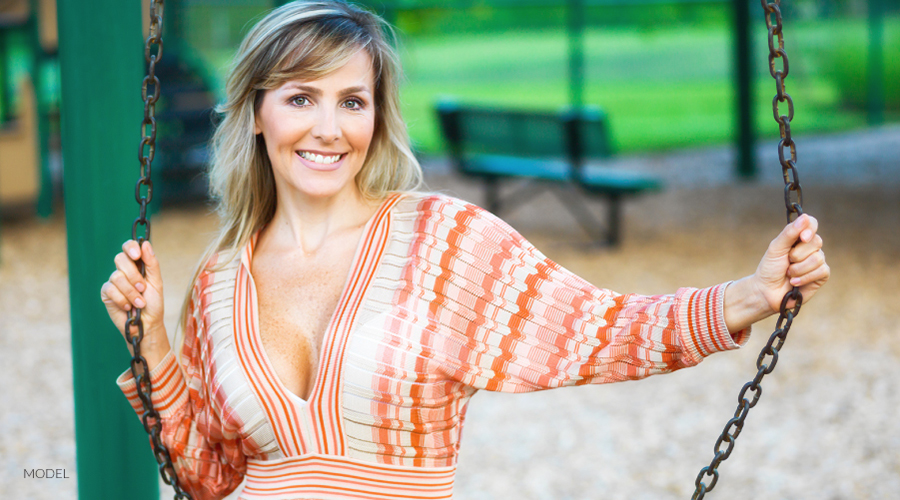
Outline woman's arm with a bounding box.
[102,241,246,500]
[407,196,747,392]
[411,196,828,393]
[724,214,829,332]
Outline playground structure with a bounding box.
[0,0,216,217]
[0,0,55,216]
[0,76,38,211]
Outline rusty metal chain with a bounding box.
[691,0,805,498]
[124,1,192,498]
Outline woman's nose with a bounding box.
[311,107,341,143]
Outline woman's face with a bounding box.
[254,50,376,203]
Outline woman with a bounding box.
[100,1,829,499]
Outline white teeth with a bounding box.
[299,151,341,164]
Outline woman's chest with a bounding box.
[250,249,357,399]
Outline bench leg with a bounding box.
[551,185,608,245]
[606,193,622,247]
[484,176,501,214]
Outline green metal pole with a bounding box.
[867,0,884,126]
[0,28,9,124]
[29,0,53,217]
[734,0,756,179]
[567,0,585,109]
[57,1,161,499]
[0,27,5,253]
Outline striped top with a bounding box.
[118,193,748,500]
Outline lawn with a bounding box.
[398,21,880,154]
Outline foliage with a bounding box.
[391,2,729,37]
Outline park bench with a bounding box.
[436,100,663,246]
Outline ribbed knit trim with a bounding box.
[677,282,750,366]
[241,453,455,499]
[116,350,188,418]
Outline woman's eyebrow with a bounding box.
[338,85,372,97]
[283,84,372,97]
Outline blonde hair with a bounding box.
[176,0,422,351]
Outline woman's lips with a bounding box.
[296,151,346,171]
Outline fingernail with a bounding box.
[793,217,804,229]
[134,297,146,308]
[129,248,140,259]
[135,282,145,292]
[790,278,801,286]
[147,243,154,256]
[801,229,812,241]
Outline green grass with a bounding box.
[399,22,873,154]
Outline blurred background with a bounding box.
[0,0,898,211]
[1,1,898,499]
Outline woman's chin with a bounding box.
[286,180,358,202]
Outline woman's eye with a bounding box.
[290,96,309,106]
[343,99,364,110]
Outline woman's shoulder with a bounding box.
[392,191,526,245]
[394,191,494,221]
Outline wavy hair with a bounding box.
[176,0,422,351]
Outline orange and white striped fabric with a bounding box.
[118,193,748,500]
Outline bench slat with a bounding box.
[466,155,662,194]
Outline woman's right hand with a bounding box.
[100,240,171,364]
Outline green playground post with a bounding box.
[567,0,585,109]
[57,0,161,498]
[0,27,9,125]
[734,0,756,179]
[867,0,884,126]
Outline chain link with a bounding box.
[691,1,806,497]
[124,1,193,498]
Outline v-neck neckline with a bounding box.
[241,193,401,406]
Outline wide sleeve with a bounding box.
[412,196,751,393]
[116,273,245,500]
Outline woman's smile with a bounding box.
[296,150,346,171]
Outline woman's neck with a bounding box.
[264,186,380,256]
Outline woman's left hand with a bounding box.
[724,214,830,332]
[753,213,830,313]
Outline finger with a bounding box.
[114,252,146,292]
[109,269,147,309]
[797,215,819,243]
[789,249,826,282]
[100,280,132,313]
[122,240,142,261]
[795,262,831,290]
[769,214,811,256]
[139,240,163,290]
[789,234,823,263]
